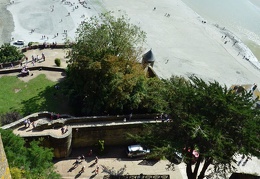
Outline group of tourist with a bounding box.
[31,53,45,63]
[71,153,100,175]
[23,119,36,128]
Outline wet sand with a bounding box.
[0,0,14,45]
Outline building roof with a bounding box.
[143,49,155,62]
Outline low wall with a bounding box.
[1,112,158,158]
[71,123,144,148]
[0,57,24,69]
[21,43,71,53]
[0,66,65,75]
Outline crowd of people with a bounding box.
[69,150,100,176]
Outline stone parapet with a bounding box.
[0,134,11,179]
[2,112,159,158]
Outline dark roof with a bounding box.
[143,49,155,62]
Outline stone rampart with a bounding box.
[1,112,158,158]
[0,134,11,179]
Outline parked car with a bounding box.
[126,144,150,158]
[166,152,183,164]
[13,40,24,45]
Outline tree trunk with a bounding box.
[197,157,212,179]
[193,155,202,177]
[186,146,196,179]
[186,161,193,179]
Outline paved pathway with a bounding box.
[54,147,186,179]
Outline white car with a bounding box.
[14,40,24,45]
[126,144,150,158]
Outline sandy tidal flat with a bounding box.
[0,0,14,44]
[1,0,260,87]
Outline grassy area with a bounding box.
[0,74,72,116]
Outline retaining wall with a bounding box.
[0,134,11,179]
[2,112,158,158]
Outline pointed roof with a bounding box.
[143,49,155,62]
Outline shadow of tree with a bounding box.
[101,165,127,176]
[138,159,159,166]
[20,83,72,115]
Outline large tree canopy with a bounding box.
[65,12,165,115]
[132,76,260,179]
[0,44,24,63]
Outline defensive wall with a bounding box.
[0,134,11,179]
[2,112,159,158]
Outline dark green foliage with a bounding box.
[54,58,61,67]
[28,42,33,47]
[0,43,24,63]
[0,129,61,179]
[131,76,260,179]
[96,140,105,155]
[0,111,22,126]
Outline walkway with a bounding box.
[0,48,69,82]
[53,147,186,179]
[12,117,159,138]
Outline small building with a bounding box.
[142,49,155,67]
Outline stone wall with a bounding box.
[0,134,11,179]
[24,127,73,158]
[71,123,145,148]
[21,121,151,158]
[1,112,157,158]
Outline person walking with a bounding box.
[95,165,99,174]
[95,156,98,164]
[27,119,31,128]
[24,119,28,127]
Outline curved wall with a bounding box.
[2,112,157,158]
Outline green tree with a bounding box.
[132,76,260,179]
[0,111,22,126]
[66,12,149,115]
[0,43,24,63]
[0,129,60,179]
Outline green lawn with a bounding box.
[0,74,72,116]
